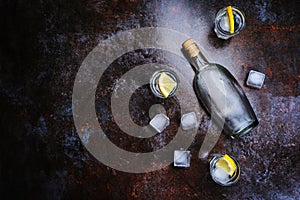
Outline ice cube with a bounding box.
[174,150,191,167]
[149,113,170,133]
[213,167,229,182]
[246,70,265,89]
[181,112,197,130]
[220,15,230,32]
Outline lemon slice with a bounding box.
[158,72,176,98]
[216,154,237,176]
[226,6,235,34]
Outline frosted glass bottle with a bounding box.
[182,39,258,138]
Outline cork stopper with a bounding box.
[182,38,200,57]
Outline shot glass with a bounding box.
[150,69,179,98]
[214,6,246,39]
[209,154,240,186]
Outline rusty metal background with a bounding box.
[0,0,299,199]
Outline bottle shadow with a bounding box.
[207,27,231,49]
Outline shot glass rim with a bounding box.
[214,6,246,37]
[149,69,179,98]
[209,154,241,186]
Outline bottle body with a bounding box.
[183,39,258,138]
[194,63,258,137]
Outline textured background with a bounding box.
[0,0,299,199]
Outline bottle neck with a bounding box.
[191,51,209,72]
[182,38,209,72]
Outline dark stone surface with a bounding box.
[0,0,299,199]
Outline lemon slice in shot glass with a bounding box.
[226,6,235,34]
[158,72,177,98]
[216,154,237,176]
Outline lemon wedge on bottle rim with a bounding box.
[216,154,237,176]
[158,72,177,98]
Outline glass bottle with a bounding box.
[182,38,258,138]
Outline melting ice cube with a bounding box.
[181,112,197,130]
[149,113,170,133]
[174,150,191,167]
[220,15,230,32]
[213,167,229,182]
[246,70,265,89]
